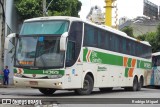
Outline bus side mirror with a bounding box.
[60,32,68,51]
[5,33,17,53]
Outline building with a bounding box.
[119,0,160,37]
[4,0,19,84]
[0,0,5,78]
[119,17,129,26]
[119,16,160,37]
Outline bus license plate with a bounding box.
[29,81,38,85]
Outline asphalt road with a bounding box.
[0,87,160,107]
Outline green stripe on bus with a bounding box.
[83,49,151,69]
[140,60,151,69]
[83,48,88,62]
[125,68,129,77]
[137,60,140,68]
[127,58,132,67]
[14,69,17,73]
[84,48,123,66]
[14,69,65,75]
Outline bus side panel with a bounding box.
[82,62,97,87]
[62,49,84,89]
[153,66,160,86]
[63,64,83,89]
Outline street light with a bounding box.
[43,0,54,16]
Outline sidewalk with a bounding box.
[0,75,15,88]
[0,83,15,88]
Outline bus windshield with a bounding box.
[15,37,64,68]
[152,55,160,67]
[20,20,69,35]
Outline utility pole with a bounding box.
[0,0,5,71]
[104,0,117,27]
[43,0,46,16]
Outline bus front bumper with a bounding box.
[14,76,64,89]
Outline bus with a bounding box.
[6,16,152,95]
[151,52,160,86]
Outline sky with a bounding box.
[79,0,160,21]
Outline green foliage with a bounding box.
[47,0,82,17]
[136,34,146,41]
[137,23,160,52]
[121,26,134,38]
[15,0,42,20]
[15,0,82,21]
[155,23,160,52]
[145,32,157,52]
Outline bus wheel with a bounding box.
[138,77,144,91]
[99,88,113,92]
[124,77,138,91]
[132,76,138,91]
[39,88,56,95]
[75,75,94,95]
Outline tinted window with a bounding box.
[152,56,160,67]
[66,22,82,67]
[20,21,69,35]
[83,23,151,59]
[84,24,96,47]
[122,37,127,54]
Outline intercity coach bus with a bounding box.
[6,16,152,95]
[150,52,160,86]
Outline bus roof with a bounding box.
[152,52,160,56]
[24,16,151,46]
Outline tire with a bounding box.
[75,75,94,95]
[39,88,56,95]
[99,88,113,92]
[137,77,143,91]
[132,77,138,91]
[124,77,138,91]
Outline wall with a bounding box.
[4,0,19,84]
[119,19,160,37]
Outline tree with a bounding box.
[145,32,157,52]
[136,24,160,52]
[15,0,42,20]
[155,23,160,52]
[137,32,157,52]
[121,26,134,38]
[47,0,82,17]
[15,0,82,21]
[136,34,146,41]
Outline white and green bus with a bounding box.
[6,16,152,95]
[150,52,160,86]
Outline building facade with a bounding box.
[4,0,19,84]
[119,16,160,37]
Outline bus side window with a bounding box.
[66,41,75,66]
[157,56,160,66]
[152,56,160,67]
[109,33,115,51]
[122,38,126,54]
[97,30,102,48]
[84,24,96,47]
[67,21,82,67]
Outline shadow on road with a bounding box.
[0,88,153,97]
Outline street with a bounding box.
[0,87,160,107]
[0,87,160,98]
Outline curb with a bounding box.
[0,84,15,88]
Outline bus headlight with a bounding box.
[14,73,22,77]
[48,75,63,79]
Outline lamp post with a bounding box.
[43,0,54,16]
